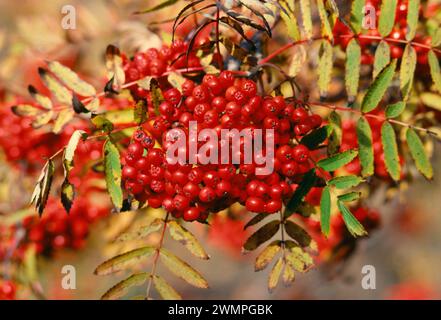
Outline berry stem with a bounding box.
[259,34,441,66]
[308,101,439,137]
[145,211,169,300]
[215,2,223,71]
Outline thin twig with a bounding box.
[145,212,170,300]
[308,101,439,137]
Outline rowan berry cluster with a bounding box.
[121,69,323,221]
[123,40,201,100]
[23,197,108,254]
[0,280,16,300]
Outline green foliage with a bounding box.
[356,117,374,177]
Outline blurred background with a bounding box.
[0,0,440,300]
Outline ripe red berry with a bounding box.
[184,207,200,221]
[245,197,265,213]
[122,166,137,180]
[292,145,310,163]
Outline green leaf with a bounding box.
[243,220,280,252]
[280,0,300,41]
[350,0,365,34]
[101,273,149,300]
[104,139,123,210]
[168,221,209,260]
[317,150,358,171]
[153,275,182,300]
[300,125,332,149]
[320,186,331,237]
[378,0,398,37]
[268,257,284,293]
[337,191,361,202]
[316,0,334,40]
[381,122,401,181]
[400,45,417,100]
[328,175,364,189]
[428,50,441,94]
[318,40,333,98]
[345,39,361,102]
[150,79,164,115]
[284,220,312,247]
[38,68,72,105]
[406,0,420,41]
[135,0,178,14]
[159,248,209,288]
[47,61,96,97]
[386,101,406,118]
[356,117,374,177]
[284,169,317,217]
[92,114,114,133]
[362,60,397,113]
[406,129,434,179]
[337,201,367,237]
[255,241,282,272]
[373,41,391,79]
[94,247,155,275]
[114,219,163,242]
[134,100,148,125]
[299,0,313,39]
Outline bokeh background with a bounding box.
[0,0,440,300]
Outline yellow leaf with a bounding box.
[255,241,281,271]
[94,247,155,275]
[159,248,208,288]
[101,273,149,300]
[47,61,96,97]
[268,257,283,292]
[168,221,209,260]
[153,275,182,300]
